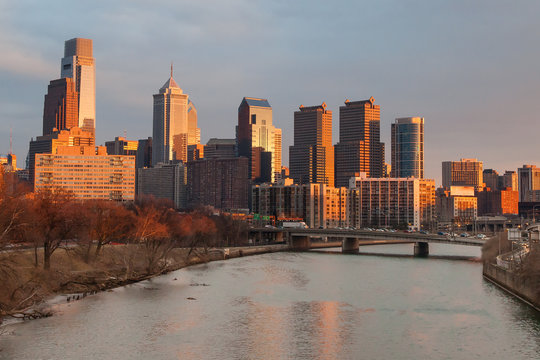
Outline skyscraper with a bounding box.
[60,38,95,135]
[391,117,424,178]
[237,97,281,183]
[334,97,385,187]
[187,100,200,146]
[441,158,483,189]
[289,103,334,186]
[152,67,189,165]
[42,78,79,135]
[518,164,540,202]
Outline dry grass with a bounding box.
[0,244,198,321]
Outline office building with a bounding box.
[289,103,334,186]
[28,127,95,185]
[436,186,477,225]
[136,137,152,169]
[483,169,500,190]
[105,137,138,156]
[518,165,540,202]
[152,67,189,165]
[187,100,200,146]
[187,144,204,162]
[34,146,135,201]
[334,97,385,187]
[477,187,518,216]
[204,138,237,159]
[237,97,281,183]
[60,38,95,135]
[502,170,518,192]
[442,158,483,189]
[391,117,424,178]
[42,78,79,135]
[187,157,250,210]
[137,162,187,209]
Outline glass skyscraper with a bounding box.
[391,117,424,178]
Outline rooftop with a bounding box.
[242,97,271,108]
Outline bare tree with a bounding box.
[28,188,82,270]
[85,200,134,260]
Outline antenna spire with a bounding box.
[170,62,173,78]
[9,126,12,154]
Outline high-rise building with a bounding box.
[204,138,237,159]
[187,144,204,162]
[187,100,200,146]
[436,186,477,225]
[483,169,499,190]
[28,127,95,185]
[42,78,79,135]
[137,162,187,209]
[442,158,483,189]
[237,97,281,183]
[502,170,518,192]
[334,97,385,187]
[349,174,435,230]
[391,117,424,178]
[518,164,540,202]
[105,137,138,156]
[152,67,189,165]
[187,157,250,210]
[60,38,95,136]
[289,103,334,186]
[136,137,152,169]
[34,146,135,201]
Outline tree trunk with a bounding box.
[43,243,51,270]
[34,243,39,268]
[94,241,103,259]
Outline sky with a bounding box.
[1,0,539,185]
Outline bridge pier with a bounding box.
[414,242,429,257]
[275,232,284,243]
[290,236,310,251]
[342,237,359,254]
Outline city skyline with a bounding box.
[2,1,540,185]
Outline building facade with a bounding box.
[289,103,334,186]
[334,97,385,187]
[442,158,483,189]
[391,117,424,178]
[349,174,435,230]
[136,137,152,169]
[477,187,519,216]
[137,162,187,209]
[237,97,281,183]
[105,137,138,156]
[518,165,540,202]
[60,38,95,135]
[152,69,189,165]
[34,147,135,201]
[42,78,79,135]
[28,127,95,185]
[436,186,477,225]
[502,170,518,192]
[187,157,250,210]
[204,138,237,159]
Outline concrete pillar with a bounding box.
[291,236,310,251]
[342,237,359,254]
[414,242,429,257]
[275,231,284,243]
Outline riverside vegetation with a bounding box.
[482,231,540,306]
[0,169,251,323]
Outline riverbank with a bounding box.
[0,243,288,322]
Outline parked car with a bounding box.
[460,233,469,237]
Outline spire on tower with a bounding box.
[9,126,12,154]
[170,62,173,78]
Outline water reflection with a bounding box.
[1,250,539,360]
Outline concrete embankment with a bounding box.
[483,262,540,312]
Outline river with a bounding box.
[1,244,539,359]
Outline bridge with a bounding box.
[249,228,485,257]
